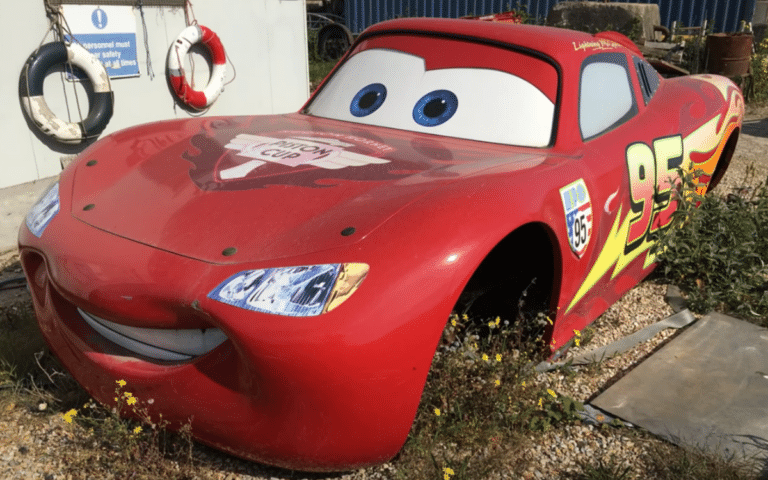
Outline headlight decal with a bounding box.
[26,182,60,238]
[325,263,370,313]
[208,263,369,317]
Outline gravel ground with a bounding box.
[1,105,766,480]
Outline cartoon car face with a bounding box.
[308,44,557,146]
[19,18,743,471]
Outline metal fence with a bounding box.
[343,0,757,34]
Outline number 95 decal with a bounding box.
[560,179,593,258]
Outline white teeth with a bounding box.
[78,309,227,362]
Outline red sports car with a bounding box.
[19,18,743,471]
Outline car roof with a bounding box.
[359,17,634,68]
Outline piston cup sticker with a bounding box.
[183,125,408,192]
[221,134,389,180]
[560,179,593,258]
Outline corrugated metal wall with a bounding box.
[344,0,757,34]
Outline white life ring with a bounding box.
[167,25,227,109]
[20,42,113,145]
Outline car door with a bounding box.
[562,51,679,326]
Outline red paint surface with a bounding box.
[19,18,744,470]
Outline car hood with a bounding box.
[70,114,548,264]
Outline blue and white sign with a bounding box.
[63,5,139,78]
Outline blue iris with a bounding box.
[413,90,458,127]
[350,83,387,117]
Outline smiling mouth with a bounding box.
[78,308,227,362]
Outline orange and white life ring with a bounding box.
[167,25,227,109]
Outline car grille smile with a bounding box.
[78,308,227,362]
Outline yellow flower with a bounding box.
[521,381,526,387]
[494,316,500,326]
[547,389,557,398]
[575,338,581,347]
[451,318,456,327]
[538,398,543,408]
[116,379,126,387]
[494,379,501,387]
[61,408,77,423]
[488,320,495,328]
[434,408,441,416]
[123,391,133,398]
[546,316,553,325]
[133,426,142,435]
[573,329,581,337]
[127,396,137,406]
[495,353,502,362]
[482,353,489,362]
[443,467,455,479]
[462,314,468,320]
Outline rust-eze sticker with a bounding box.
[560,179,593,258]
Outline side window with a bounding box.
[633,56,661,105]
[579,53,637,141]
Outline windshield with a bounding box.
[305,34,558,147]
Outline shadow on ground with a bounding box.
[743,118,768,138]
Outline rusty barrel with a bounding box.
[706,33,753,76]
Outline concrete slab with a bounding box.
[0,176,58,253]
[592,312,768,466]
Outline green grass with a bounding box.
[309,59,337,89]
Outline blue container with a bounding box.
[343,0,756,35]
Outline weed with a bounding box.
[58,379,201,479]
[653,169,768,323]
[396,312,583,478]
[569,455,635,480]
[645,440,761,480]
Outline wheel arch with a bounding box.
[454,221,563,326]
[708,127,739,191]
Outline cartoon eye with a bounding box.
[412,90,458,127]
[350,83,387,117]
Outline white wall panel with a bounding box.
[1,0,308,190]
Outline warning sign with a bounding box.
[63,5,139,78]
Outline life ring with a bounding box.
[20,42,113,145]
[167,25,227,109]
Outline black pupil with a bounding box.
[359,91,379,109]
[424,98,447,118]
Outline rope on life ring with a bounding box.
[20,42,114,145]
[167,25,227,109]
